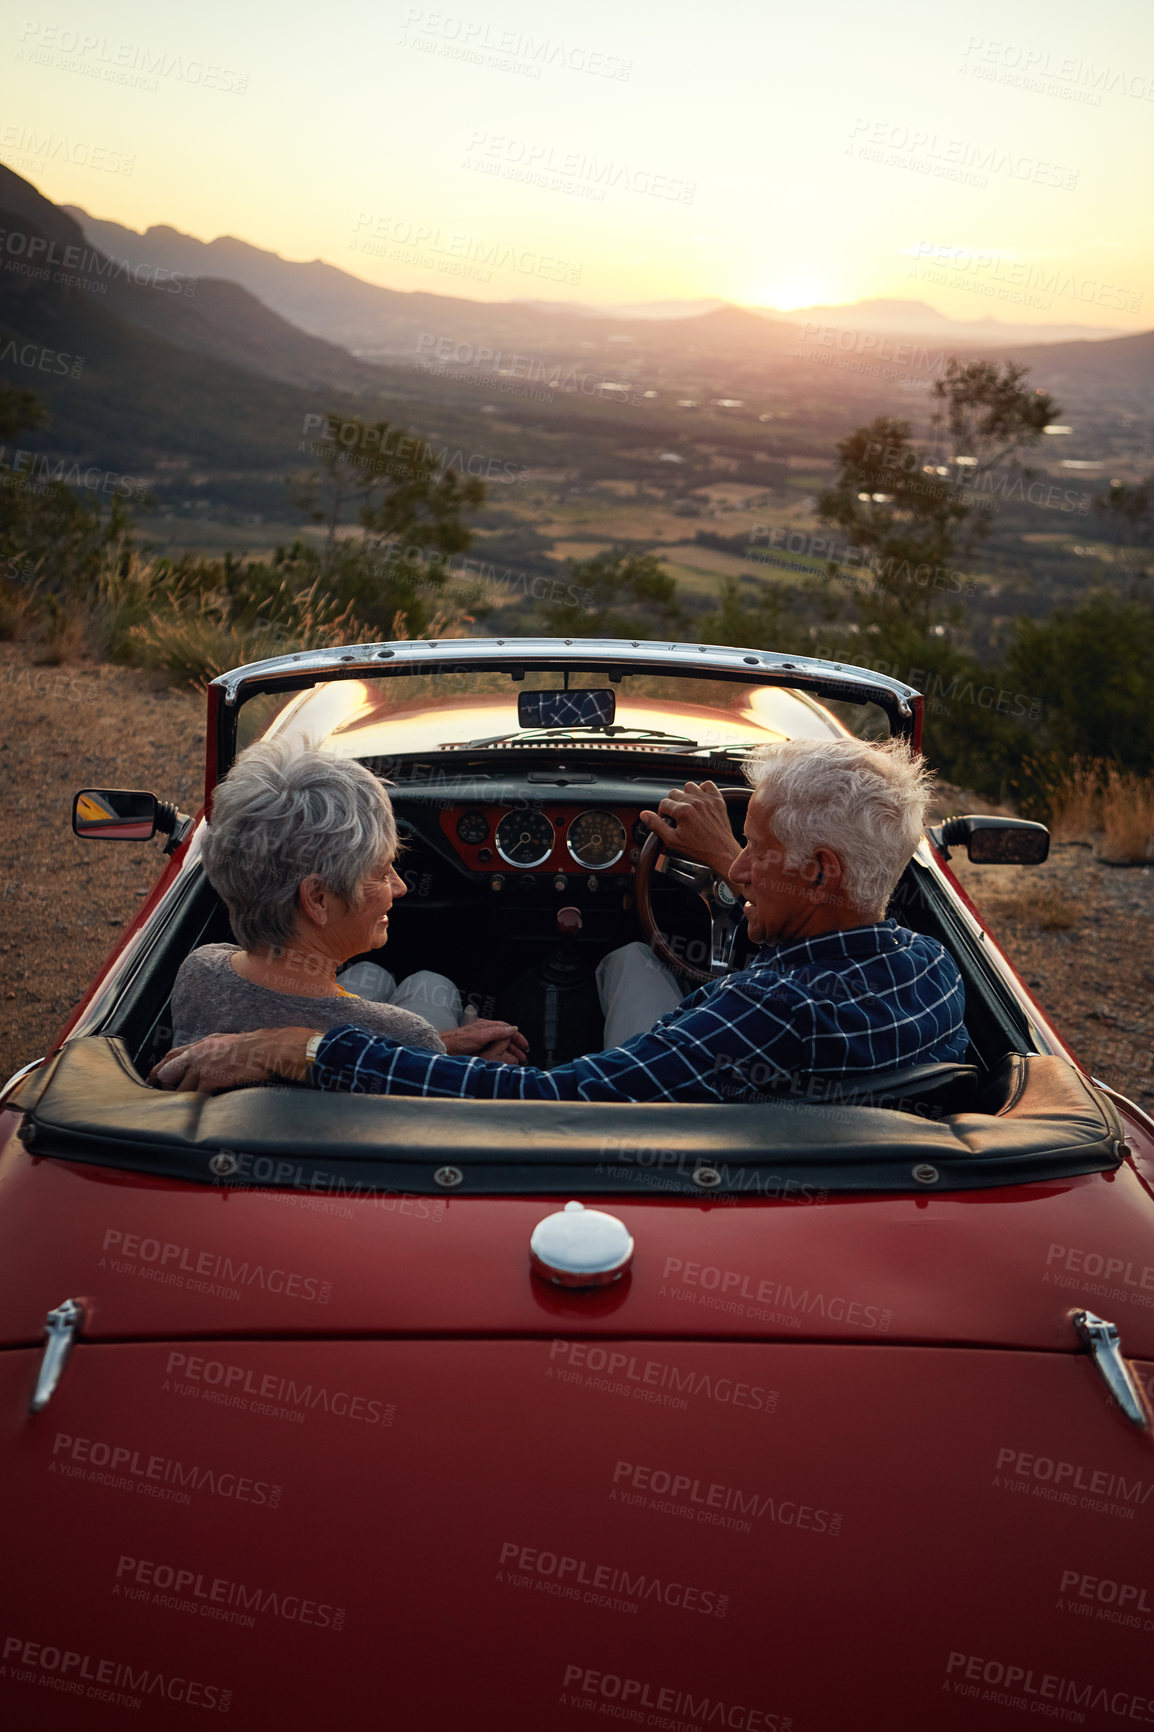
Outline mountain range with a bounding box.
[1,164,1150,499]
[65,208,1129,354]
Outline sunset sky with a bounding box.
[6,0,1153,329]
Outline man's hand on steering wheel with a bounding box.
[639,780,742,886]
[636,782,750,986]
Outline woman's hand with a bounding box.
[441,1020,530,1064]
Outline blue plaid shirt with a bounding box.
[310,920,967,1103]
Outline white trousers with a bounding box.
[595,941,685,1048]
[342,943,684,1046]
[337,962,463,1033]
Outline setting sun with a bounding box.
[751,277,843,312]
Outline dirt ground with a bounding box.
[1,639,1151,1114]
[945,844,1154,1114]
[0,642,203,1083]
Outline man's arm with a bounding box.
[149,978,798,1102]
[151,970,812,1102]
[639,779,743,890]
[309,976,804,1102]
[150,1020,526,1092]
[151,1027,316,1091]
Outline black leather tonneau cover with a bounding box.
[7,1039,1124,1196]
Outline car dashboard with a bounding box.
[438,801,647,888]
[364,752,748,903]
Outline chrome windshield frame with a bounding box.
[206,637,922,798]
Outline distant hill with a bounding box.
[64,208,613,359]
[679,304,799,344]
[758,296,1126,348]
[971,326,1154,400]
[1,170,385,395]
[0,167,381,475]
[515,297,729,320]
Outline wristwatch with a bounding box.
[303,1032,325,1068]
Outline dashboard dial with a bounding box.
[567,809,626,870]
[456,809,489,846]
[495,808,555,868]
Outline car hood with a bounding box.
[6,1330,1154,1728]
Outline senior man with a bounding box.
[153,736,967,1100]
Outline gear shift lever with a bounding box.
[543,907,583,1064]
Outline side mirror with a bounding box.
[929,814,1050,865]
[73,789,192,853]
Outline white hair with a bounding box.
[743,736,934,917]
[203,738,396,950]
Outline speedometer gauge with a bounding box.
[566,810,626,870]
[495,808,555,868]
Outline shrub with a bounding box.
[0,572,36,641]
[33,592,87,665]
[128,577,367,689]
[1005,591,1154,776]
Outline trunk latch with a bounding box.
[1072,1309,1150,1431]
[29,1298,85,1414]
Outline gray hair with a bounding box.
[203,738,396,950]
[743,736,934,917]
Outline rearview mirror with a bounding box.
[518,688,616,730]
[73,789,160,841]
[930,814,1050,865]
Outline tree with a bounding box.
[288,413,485,569]
[0,385,47,441]
[928,357,1057,479]
[699,575,817,656]
[0,386,138,601]
[537,548,688,639]
[815,360,1059,637]
[1094,475,1154,580]
[303,538,489,639]
[815,415,975,637]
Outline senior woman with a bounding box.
[170,738,525,1062]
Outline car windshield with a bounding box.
[247,667,883,760]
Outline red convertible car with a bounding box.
[2,637,1152,1730]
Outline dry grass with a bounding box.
[1033,889,1082,930]
[1041,758,1154,863]
[1045,759,1102,841]
[129,578,367,689]
[388,605,474,641]
[1101,766,1154,864]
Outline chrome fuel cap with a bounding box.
[529,1201,634,1288]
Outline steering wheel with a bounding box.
[635,788,750,987]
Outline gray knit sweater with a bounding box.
[171,944,446,1053]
